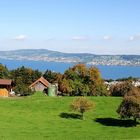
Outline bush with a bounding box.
[117,87,140,124]
[14,84,33,96]
[110,81,134,96]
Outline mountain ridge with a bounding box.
[0,49,140,66]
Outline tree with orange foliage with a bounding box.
[60,64,108,96]
[70,97,94,120]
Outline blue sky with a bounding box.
[0,0,140,54]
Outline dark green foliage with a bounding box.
[69,79,90,96]
[9,66,42,96]
[10,66,42,86]
[117,87,140,124]
[0,64,10,79]
[116,76,138,82]
[43,70,61,83]
[14,84,33,96]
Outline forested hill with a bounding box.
[0,49,140,66]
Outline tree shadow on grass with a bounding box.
[95,118,139,127]
[59,112,81,119]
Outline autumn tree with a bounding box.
[117,87,140,124]
[70,97,94,120]
[60,64,108,96]
[88,66,108,96]
[60,64,89,96]
[0,64,10,79]
[59,78,72,95]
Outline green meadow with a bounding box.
[0,92,139,140]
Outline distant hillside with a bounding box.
[0,49,140,66]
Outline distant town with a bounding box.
[0,49,140,66]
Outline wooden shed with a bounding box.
[0,79,13,97]
[0,79,12,91]
[29,77,50,92]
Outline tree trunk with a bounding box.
[81,112,84,120]
[134,117,137,126]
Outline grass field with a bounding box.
[0,92,139,140]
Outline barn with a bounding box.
[0,79,13,97]
[29,77,50,92]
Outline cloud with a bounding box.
[72,36,89,41]
[103,35,112,40]
[45,37,54,41]
[129,34,140,41]
[13,35,27,41]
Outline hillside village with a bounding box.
[1,49,140,65]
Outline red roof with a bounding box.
[0,79,12,85]
[29,77,50,88]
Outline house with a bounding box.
[0,79,13,97]
[29,77,50,92]
[0,79,12,91]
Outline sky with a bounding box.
[0,0,140,54]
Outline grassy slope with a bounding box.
[0,93,139,140]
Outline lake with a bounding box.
[0,59,140,79]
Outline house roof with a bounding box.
[29,77,50,88]
[0,79,12,85]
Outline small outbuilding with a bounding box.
[29,77,50,92]
[0,79,12,91]
[0,79,13,97]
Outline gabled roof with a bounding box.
[0,79,12,85]
[29,77,50,88]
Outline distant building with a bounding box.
[132,81,140,87]
[0,79,12,91]
[29,77,50,92]
[104,81,122,90]
[0,79,13,97]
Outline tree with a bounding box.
[70,97,94,120]
[43,70,60,83]
[61,64,108,96]
[69,80,90,96]
[10,66,42,86]
[59,78,72,95]
[0,64,10,79]
[88,67,108,96]
[14,84,33,96]
[10,66,42,96]
[117,87,140,124]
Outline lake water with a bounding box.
[0,59,140,79]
